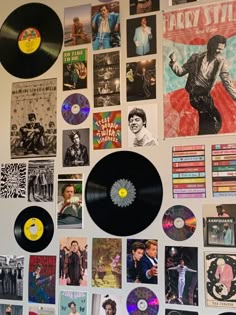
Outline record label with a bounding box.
[85,151,163,236]
[61,93,90,125]
[126,287,159,315]
[0,3,63,78]
[14,206,54,252]
[162,205,196,241]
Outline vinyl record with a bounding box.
[162,205,196,241]
[0,3,63,78]
[14,206,54,252]
[85,151,163,236]
[126,287,159,315]
[61,93,90,125]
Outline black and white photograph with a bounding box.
[63,129,89,167]
[0,304,22,315]
[0,255,24,301]
[128,104,158,147]
[10,79,57,158]
[130,0,160,15]
[28,160,54,202]
[1,163,26,199]
[127,15,156,58]
[93,51,120,108]
[126,60,156,101]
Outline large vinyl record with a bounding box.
[85,151,163,236]
[0,3,63,78]
[14,206,54,252]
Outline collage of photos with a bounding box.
[1,0,236,314]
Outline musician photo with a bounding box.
[28,262,55,304]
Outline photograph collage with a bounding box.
[1,0,236,314]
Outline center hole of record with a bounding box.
[173,217,185,229]
[71,104,81,114]
[137,299,148,311]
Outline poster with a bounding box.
[63,49,88,91]
[1,163,26,198]
[205,252,236,307]
[10,79,57,158]
[59,290,87,315]
[28,255,56,304]
[163,0,236,137]
[93,111,121,149]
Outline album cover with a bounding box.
[126,59,156,101]
[63,49,88,91]
[59,237,88,287]
[28,255,56,304]
[91,293,122,315]
[62,129,89,167]
[91,2,120,51]
[93,51,120,108]
[163,0,236,137]
[165,310,198,315]
[59,290,87,315]
[0,304,22,314]
[126,239,158,284]
[205,252,236,307]
[57,174,83,229]
[202,204,236,247]
[0,255,24,301]
[0,163,26,198]
[10,79,57,158]
[128,104,158,147]
[93,111,121,150]
[165,246,198,306]
[127,15,156,57]
[129,0,160,15]
[92,238,122,288]
[28,160,54,202]
[29,306,55,315]
[64,5,92,47]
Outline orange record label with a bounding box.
[23,217,44,241]
[18,27,41,54]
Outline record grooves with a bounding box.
[14,206,54,252]
[85,151,163,236]
[0,3,63,78]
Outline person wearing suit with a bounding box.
[139,240,158,284]
[133,17,152,56]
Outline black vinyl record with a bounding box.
[61,93,90,125]
[14,206,54,252]
[0,3,63,78]
[85,151,163,236]
[126,287,159,315]
[162,205,196,241]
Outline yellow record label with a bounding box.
[24,217,44,241]
[18,27,41,54]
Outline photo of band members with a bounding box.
[0,255,24,301]
[126,60,156,101]
[93,51,120,107]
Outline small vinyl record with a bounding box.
[0,3,63,78]
[126,287,159,315]
[162,205,196,241]
[14,206,54,252]
[85,151,163,236]
[61,93,90,125]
